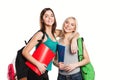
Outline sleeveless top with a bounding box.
[43,34,58,71]
[58,44,80,75]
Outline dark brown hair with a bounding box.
[40,8,57,35]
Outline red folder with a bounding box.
[25,43,55,76]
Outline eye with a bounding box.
[44,15,48,18]
[65,21,69,24]
[51,14,54,17]
[71,23,75,26]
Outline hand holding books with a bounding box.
[36,62,47,74]
[26,43,55,76]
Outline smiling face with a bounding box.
[63,17,76,33]
[40,8,57,34]
[43,10,55,26]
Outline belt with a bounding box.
[59,71,80,80]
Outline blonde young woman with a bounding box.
[54,17,90,80]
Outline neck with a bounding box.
[45,25,52,34]
[61,33,73,45]
[64,32,73,40]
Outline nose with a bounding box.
[48,16,53,19]
[48,16,51,19]
[67,23,71,27]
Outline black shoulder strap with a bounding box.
[37,30,45,44]
[81,37,84,41]
[24,30,45,45]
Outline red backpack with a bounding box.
[8,63,16,80]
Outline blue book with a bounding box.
[57,44,65,62]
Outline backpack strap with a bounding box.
[24,30,45,45]
[77,37,84,61]
[37,30,45,44]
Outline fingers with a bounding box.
[64,65,72,72]
[43,64,47,67]
[64,64,76,72]
[71,44,78,54]
[59,62,65,70]
[40,67,46,74]
[37,63,47,74]
[41,64,47,74]
[71,48,78,54]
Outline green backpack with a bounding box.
[77,37,95,80]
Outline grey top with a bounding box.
[59,44,80,75]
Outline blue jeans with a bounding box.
[57,72,82,80]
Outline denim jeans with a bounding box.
[57,72,82,80]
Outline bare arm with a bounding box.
[77,43,90,66]
[55,29,80,54]
[53,53,59,67]
[22,31,47,74]
[71,32,80,54]
[55,29,62,37]
[63,42,90,72]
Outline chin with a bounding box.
[46,23,54,26]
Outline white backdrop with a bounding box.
[0,0,120,80]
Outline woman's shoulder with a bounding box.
[32,30,44,40]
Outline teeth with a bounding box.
[48,20,52,23]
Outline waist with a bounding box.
[59,67,80,75]
[59,71,81,77]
